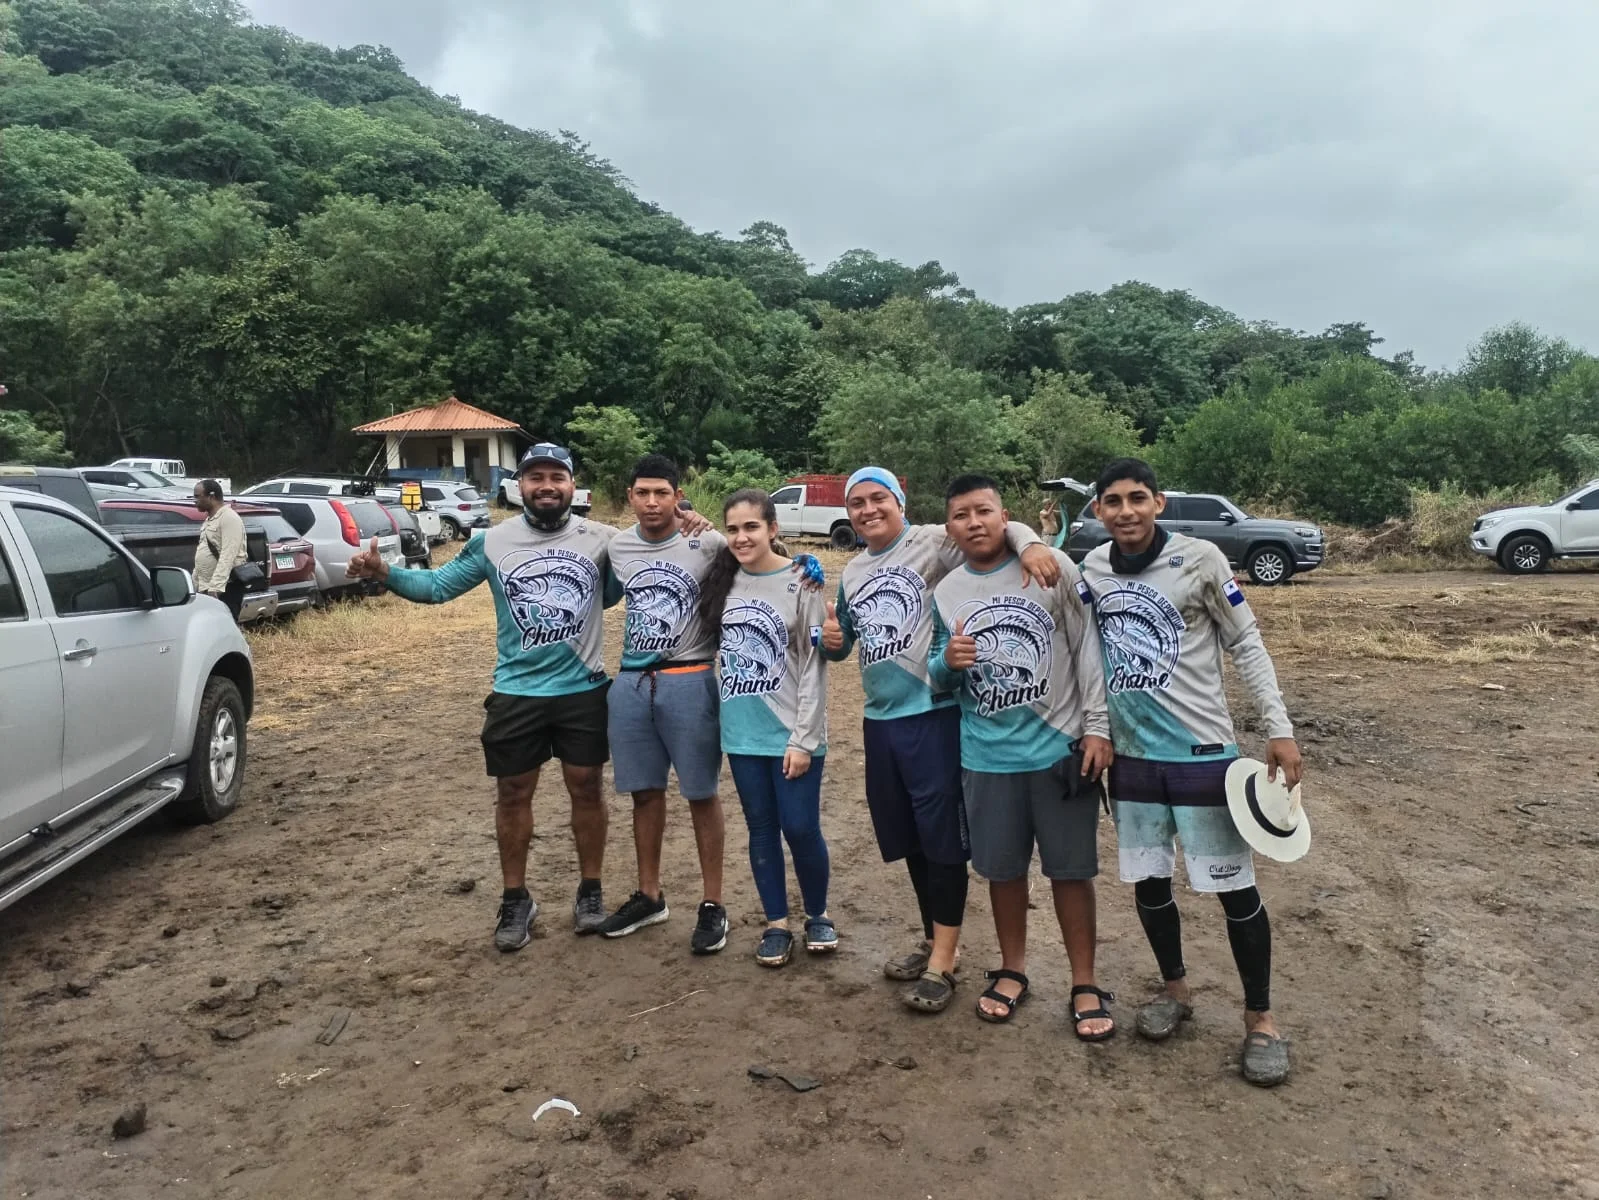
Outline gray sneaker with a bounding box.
[494,893,538,952]
[573,885,606,935]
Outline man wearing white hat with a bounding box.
[819,465,1059,1013]
[1077,458,1304,1086]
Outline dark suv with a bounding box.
[1056,490,1325,585]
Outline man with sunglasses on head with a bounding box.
[347,443,624,952]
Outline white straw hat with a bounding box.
[1225,758,1311,863]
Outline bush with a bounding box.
[681,440,783,516]
[1407,477,1562,560]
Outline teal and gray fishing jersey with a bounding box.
[822,521,1042,721]
[718,565,828,758]
[927,550,1110,773]
[1078,533,1293,762]
[385,514,621,697]
[607,525,727,669]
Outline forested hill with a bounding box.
[2,0,1595,523]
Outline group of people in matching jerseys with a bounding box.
[346,443,1304,1088]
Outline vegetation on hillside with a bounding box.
[1,0,1595,522]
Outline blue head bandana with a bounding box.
[845,466,905,508]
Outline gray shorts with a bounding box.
[608,665,723,801]
[962,755,1100,882]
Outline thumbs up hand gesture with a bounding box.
[821,600,845,651]
[345,535,390,582]
[944,618,978,671]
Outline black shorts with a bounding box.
[480,685,610,778]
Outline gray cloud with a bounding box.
[249,0,1599,366]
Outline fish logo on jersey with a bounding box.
[956,594,1055,716]
[624,562,699,654]
[851,564,926,666]
[498,548,600,650]
[718,599,788,700]
[1094,579,1185,694]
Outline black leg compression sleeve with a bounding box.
[1134,876,1186,982]
[1219,887,1272,1012]
[904,852,934,940]
[924,859,969,930]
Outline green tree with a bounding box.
[0,406,72,463]
[817,359,1021,518]
[1013,371,1141,484]
[565,403,649,503]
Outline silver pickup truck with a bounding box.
[0,487,254,913]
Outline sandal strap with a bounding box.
[1073,1005,1112,1021]
[806,917,835,931]
[984,968,1030,987]
[917,969,957,990]
[1070,984,1115,1003]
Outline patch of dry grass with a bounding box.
[1258,586,1598,664]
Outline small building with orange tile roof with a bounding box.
[354,397,530,492]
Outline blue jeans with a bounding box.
[728,754,829,922]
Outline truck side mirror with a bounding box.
[151,566,196,608]
[1221,512,1237,524]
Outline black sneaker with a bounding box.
[690,902,729,955]
[494,893,538,952]
[599,890,669,938]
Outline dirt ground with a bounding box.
[4,549,1597,1200]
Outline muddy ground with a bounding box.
[3,555,1597,1200]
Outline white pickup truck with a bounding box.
[0,486,253,912]
[499,477,592,516]
[111,457,234,496]
[1470,478,1599,573]
[770,477,861,550]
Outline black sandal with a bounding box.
[975,969,1030,1023]
[1070,985,1117,1042]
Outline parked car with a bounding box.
[499,476,593,516]
[382,503,433,569]
[98,499,280,623]
[249,495,403,598]
[0,465,100,521]
[0,486,253,912]
[242,476,445,544]
[79,467,191,502]
[1052,487,1325,585]
[1470,479,1599,573]
[421,481,491,540]
[770,475,877,550]
[109,458,232,495]
[98,499,317,617]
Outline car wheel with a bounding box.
[829,524,857,551]
[1246,545,1294,586]
[174,677,247,824]
[1500,535,1550,575]
[440,517,462,541]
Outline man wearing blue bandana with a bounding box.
[347,442,627,953]
[820,465,1060,1013]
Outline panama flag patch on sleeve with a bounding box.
[1222,579,1246,607]
[1075,579,1093,605]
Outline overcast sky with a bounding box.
[247,0,1597,368]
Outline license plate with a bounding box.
[274,554,295,570]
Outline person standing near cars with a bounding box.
[699,489,833,968]
[928,474,1116,1037]
[818,466,1060,1014]
[1077,458,1302,1086]
[596,455,733,955]
[346,443,623,952]
[193,479,247,621]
